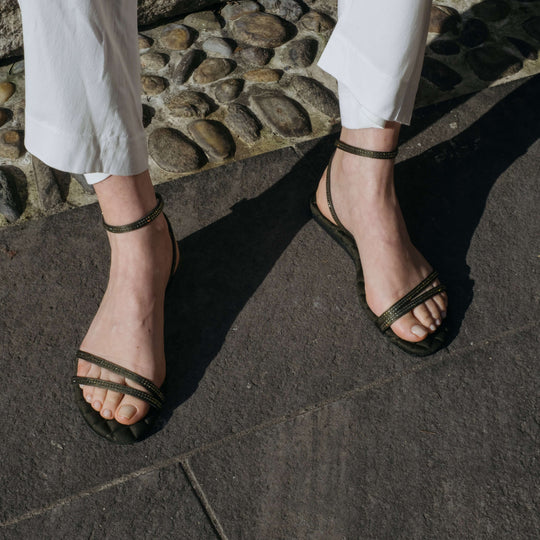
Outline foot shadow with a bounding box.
[160,74,539,424]
[397,74,540,343]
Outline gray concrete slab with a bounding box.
[188,327,539,539]
[0,75,538,536]
[3,462,218,539]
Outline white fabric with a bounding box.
[19,0,147,183]
[319,0,432,128]
[18,0,431,182]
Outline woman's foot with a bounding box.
[76,172,178,425]
[315,125,447,343]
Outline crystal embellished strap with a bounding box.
[103,193,164,233]
[335,140,398,160]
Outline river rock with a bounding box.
[243,68,281,83]
[142,104,155,128]
[284,38,318,68]
[9,60,24,74]
[193,58,234,84]
[0,109,9,127]
[523,17,540,42]
[429,5,460,34]
[32,156,62,210]
[225,104,261,143]
[290,76,339,118]
[149,128,205,173]
[232,13,289,48]
[188,120,235,161]
[258,0,304,22]
[460,18,490,48]
[141,75,167,95]
[173,49,205,84]
[221,1,260,21]
[505,37,537,60]
[0,168,20,222]
[183,11,221,31]
[214,78,244,102]
[251,93,311,138]
[0,82,15,105]
[138,34,153,52]
[0,130,22,159]
[429,39,460,55]
[160,24,193,50]
[298,11,335,33]
[203,37,234,57]
[141,52,169,70]
[166,91,212,118]
[465,45,522,81]
[421,57,462,89]
[471,0,511,22]
[236,46,273,66]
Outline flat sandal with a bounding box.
[310,140,448,357]
[72,193,178,444]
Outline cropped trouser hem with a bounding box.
[318,0,432,129]
[25,117,148,180]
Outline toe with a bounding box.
[115,394,150,425]
[390,311,429,343]
[424,298,442,326]
[78,361,99,405]
[100,373,125,420]
[411,302,436,332]
[91,386,107,412]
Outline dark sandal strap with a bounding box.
[72,376,163,409]
[103,193,164,233]
[75,350,165,403]
[163,213,178,281]
[335,140,398,160]
[376,271,446,332]
[326,152,346,230]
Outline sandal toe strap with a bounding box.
[376,271,446,332]
[74,350,165,406]
[72,376,164,409]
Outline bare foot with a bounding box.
[315,126,447,342]
[76,173,178,425]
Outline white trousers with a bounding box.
[18,0,431,184]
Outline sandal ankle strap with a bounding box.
[103,193,164,233]
[335,140,398,160]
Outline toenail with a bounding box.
[411,325,428,338]
[118,405,137,420]
[429,324,436,332]
[85,394,92,403]
[102,409,113,419]
[435,318,441,327]
[92,400,102,411]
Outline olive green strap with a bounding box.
[73,350,164,407]
[335,140,398,160]
[72,376,163,409]
[325,152,346,230]
[103,193,164,233]
[325,139,399,231]
[376,271,447,332]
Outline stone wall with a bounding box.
[0,0,222,60]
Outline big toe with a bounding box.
[115,395,150,425]
[390,311,430,343]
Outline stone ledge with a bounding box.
[0,0,539,228]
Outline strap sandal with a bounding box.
[72,193,178,444]
[310,140,448,357]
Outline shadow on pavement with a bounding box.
[160,74,539,425]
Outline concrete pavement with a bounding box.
[0,75,539,539]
